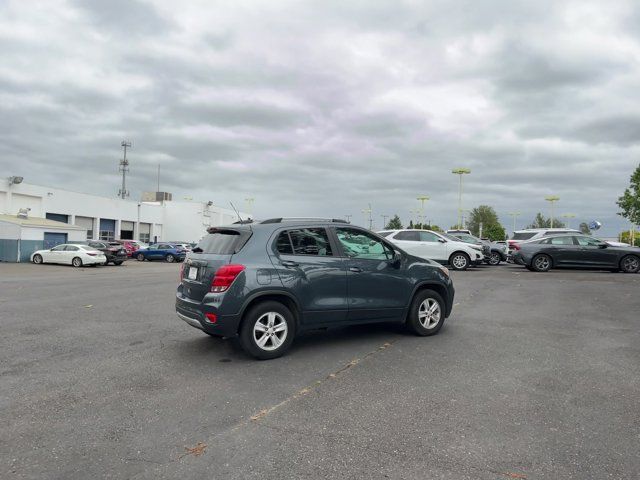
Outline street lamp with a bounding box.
[452,168,471,228]
[380,214,389,229]
[545,195,560,228]
[508,211,521,234]
[8,176,24,185]
[416,195,429,229]
[561,213,576,229]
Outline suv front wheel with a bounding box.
[239,301,296,360]
[406,289,445,336]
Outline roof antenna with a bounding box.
[230,202,252,230]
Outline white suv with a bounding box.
[378,229,484,270]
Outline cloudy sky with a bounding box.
[1,0,639,234]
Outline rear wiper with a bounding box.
[192,247,203,253]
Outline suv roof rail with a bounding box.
[260,217,350,224]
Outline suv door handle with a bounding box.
[281,260,299,268]
[349,266,362,273]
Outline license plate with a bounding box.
[188,267,198,280]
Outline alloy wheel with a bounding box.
[253,312,288,351]
[489,252,501,265]
[72,257,82,268]
[622,256,639,273]
[534,255,550,271]
[33,254,42,264]
[452,254,468,270]
[418,298,441,329]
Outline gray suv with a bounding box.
[176,218,455,359]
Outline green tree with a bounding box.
[385,215,403,229]
[483,223,507,241]
[579,222,591,235]
[620,230,639,246]
[413,223,442,231]
[527,212,566,229]
[616,164,640,226]
[467,205,500,237]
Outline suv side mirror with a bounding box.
[598,243,608,249]
[390,251,402,267]
[438,238,446,243]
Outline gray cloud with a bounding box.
[1,0,639,235]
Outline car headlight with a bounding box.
[438,265,450,278]
[471,245,482,251]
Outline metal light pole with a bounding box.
[380,214,389,229]
[244,197,255,218]
[410,209,418,226]
[362,204,373,230]
[508,211,521,234]
[416,195,429,229]
[561,213,576,229]
[345,214,352,223]
[545,195,560,228]
[452,168,471,228]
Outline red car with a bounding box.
[115,240,147,257]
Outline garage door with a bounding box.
[99,219,116,241]
[75,216,94,239]
[44,232,68,249]
[120,221,134,240]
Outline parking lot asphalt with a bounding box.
[1,260,639,479]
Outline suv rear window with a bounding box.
[512,232,536,240]
[195,230,250,254]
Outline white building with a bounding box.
[0,180,247,262]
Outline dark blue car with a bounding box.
[176,218,455,359]
[136,243,186,263]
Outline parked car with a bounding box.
[115,240,147,257]
[166,242,193,252]
[377,229,483,270]
[512,234,640,273]
[508,228,582,253]
[445,230,497,264]
[70,241,128,265]
[31,244,106,267]
[136,243,186,262]
[176,218,455,359]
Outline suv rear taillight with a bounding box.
[511,243,521,251]
[211,264,245,293]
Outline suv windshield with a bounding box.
[194,229,251,254]
[512,232,537,240]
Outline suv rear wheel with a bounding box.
[488,252,501,266]
[239,301,295,360]
[406,289,445,336]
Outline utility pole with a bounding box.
[452,168,471,228]
[157,164,161,192]
[118,140,132,199]
[416,195,429,229]
[380,214,389,229]
[545,195,560,228]
[508,211,521,234]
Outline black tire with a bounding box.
[72,257,83,268]
[238,301,296,360]
[113,261,124,266]
[531,254,552,272]
[165,254,175,263]
[449,252,470,271]
[406,289,446,336]
[620,255,640,273]
[136,253,145,261]
[488,252,501,266]
[32,254,43,264]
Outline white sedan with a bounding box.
[378,229,484,270]
[31,244,107,267]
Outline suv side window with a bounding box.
[419,231,440,242]
[335,228,393,260]
[158,244,171,249]
[278,228,333,256]
[394,231,420,241]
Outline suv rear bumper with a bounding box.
[175,293,241,337]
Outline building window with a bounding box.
[139,233,150,243]
[99,230,115,241]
